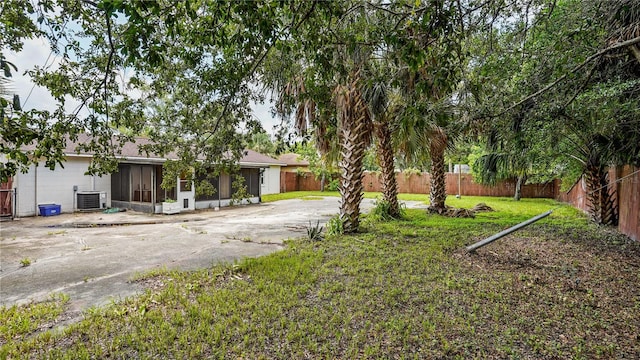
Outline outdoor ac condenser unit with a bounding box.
[76,191,107,210]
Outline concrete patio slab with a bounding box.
[0,197,426,312]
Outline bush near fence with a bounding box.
[558,165,639,241]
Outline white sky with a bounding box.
[6,37,281,135]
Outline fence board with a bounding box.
[284,171,555,198]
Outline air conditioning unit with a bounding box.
[77,191,107,210]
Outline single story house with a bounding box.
[3,134,285,217]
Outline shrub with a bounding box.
[370,198,406,221]
[327,178,340,191]
[306,221,324,241]
[326,215,344,236]
[402,168,422,177]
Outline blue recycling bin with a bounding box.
[38,204,61,216]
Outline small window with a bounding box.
[179,179,191,192]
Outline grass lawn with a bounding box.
[262,190,431,202]
[2,195,639,358]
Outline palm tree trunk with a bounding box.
[336,75,372,233]
[374,121,400,217]
[584,164,618,226]
[428,131,447,213]
[339,122,367,232]
[514,174,524,201]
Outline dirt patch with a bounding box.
[455,225,640,357]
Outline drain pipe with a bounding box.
[466,210,553,253]
[34,165,38,216]
[73,185,78,211]
[13,188,17,219]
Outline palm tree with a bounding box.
[363,79,400,218]
[0,55,20,119]
[274,70,372,233]
[426,126,449,212]
[394,94,456,214]
[558,109,622,226]
[470,106,538,201]
[334,71,373,232]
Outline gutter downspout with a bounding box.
[259,168,264,203]
[34,165,38,216]
[13,188,17,220]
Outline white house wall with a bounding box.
[176,176,196,212]
[261,165,281,195]
[14,164,36,217]
[14,157,111,217]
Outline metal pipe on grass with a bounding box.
[466,210,553,253]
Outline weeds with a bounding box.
[2,198,638,359]
[369,198,406,221]
[306,221,324,241]
[0,293,69,347]
[19,258,31,267]
[325,215,344,236]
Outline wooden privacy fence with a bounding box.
[280,171,557,198]
[557,165,639,241]
[0,177,13,218]
[281,167,639,241]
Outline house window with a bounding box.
[260,172,264,185]
[179,179,191,192]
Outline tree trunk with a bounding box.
[584,164,618,226]
[336,76,371,233]
[428,131,447,213]
[320,172,325,192]
[339,123,367,232]
[514,174,524,201]
[374,121,400,218]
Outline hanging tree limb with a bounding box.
[496,35,640,117]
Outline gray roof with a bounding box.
[278,153,310,166]
[25,134,283,167]
[241,149,286,166]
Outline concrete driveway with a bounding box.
[1,197,425,312]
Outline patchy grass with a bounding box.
[262,191,341,202]
[0,294,69,348]
[301,196,325,201]
[262,190,572,211]
[263,190,434,202]
[1,198,639,359]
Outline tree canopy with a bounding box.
[1,0,638,227]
